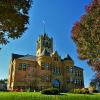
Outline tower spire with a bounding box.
[42,20,46,33]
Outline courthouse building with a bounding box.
[7,33,84,91]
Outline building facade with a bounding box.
[7,33,84,91]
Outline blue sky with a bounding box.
[0,0,94,87]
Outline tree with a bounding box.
[90,77,100,92]
[71,0,100,77]
[0,79,7,91]
[90,77,100,87]
[0,79,7,84]
[0,0,32,45]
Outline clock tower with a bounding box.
[36,33,53,56]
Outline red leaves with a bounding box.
[85,3,93,13]
[71,0,100,78]
[85,0,100,13]
[71,21,80,41]
[91,60,100,70]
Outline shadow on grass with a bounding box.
[42,93,65,96]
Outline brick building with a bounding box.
[7,33,84,91]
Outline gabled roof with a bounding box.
[18,55,36,61]
[11,53,24,61]
[11,53,36,61]
[74,66,83,70]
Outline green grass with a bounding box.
[0,92,100,100]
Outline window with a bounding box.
[74,80,77,84]
[23,63,27,71]
[52,67,61,75]
[18,63,22,70]
[41,62,50,70]
[41,75,49,82]
[66,67,69,72]
[45,75,49,82]
[27,64,31,70]
[54,67,56,73]
[70,78,73,82]
[75,71,81,76]
[41,62,45,70]
[75,71,77,76]
[41,75,45,82]
[46,42,48,47]
[80,80,82,86]
[74,79,81,85]
[41,62,44,67]
[27,64,30,67]
[77,80,80,85]
[70,67,74,73]
[52,80,60,88]
[45,63,49,69]
[53,57,58,61]
[52,67,55,73]
[43,40,48,47]
[18,63,30,71]
[78,71,81,76]
[27,73,32,77]
[58,68,60,74]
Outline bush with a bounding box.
[41,88,60,95]
[74,89,82,94]
[81,88,89,94]
[69,89,74,93]
[69,88,90,94]
[69,89,82,94]
[89,86,98,93]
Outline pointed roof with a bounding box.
[43,33,49,40]
[41,48,50,56]
[63,54,73,61]
[44,33,47,37]
[52,51,59,56]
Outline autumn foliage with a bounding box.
[72,0,100,77]
[0,0,32,45]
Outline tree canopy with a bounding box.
[90,77,100,87]
[71,0,100,77]
[0,0,32,45]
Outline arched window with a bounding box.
[52,80,60,88]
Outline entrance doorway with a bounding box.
[52,79,60,89]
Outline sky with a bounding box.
[0,0,95,87]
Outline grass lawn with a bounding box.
[0,92,100,100]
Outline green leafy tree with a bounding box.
[0,0,32,45]
[90,77,100,87]
[71,0,100,77]
[0,79,7,84]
